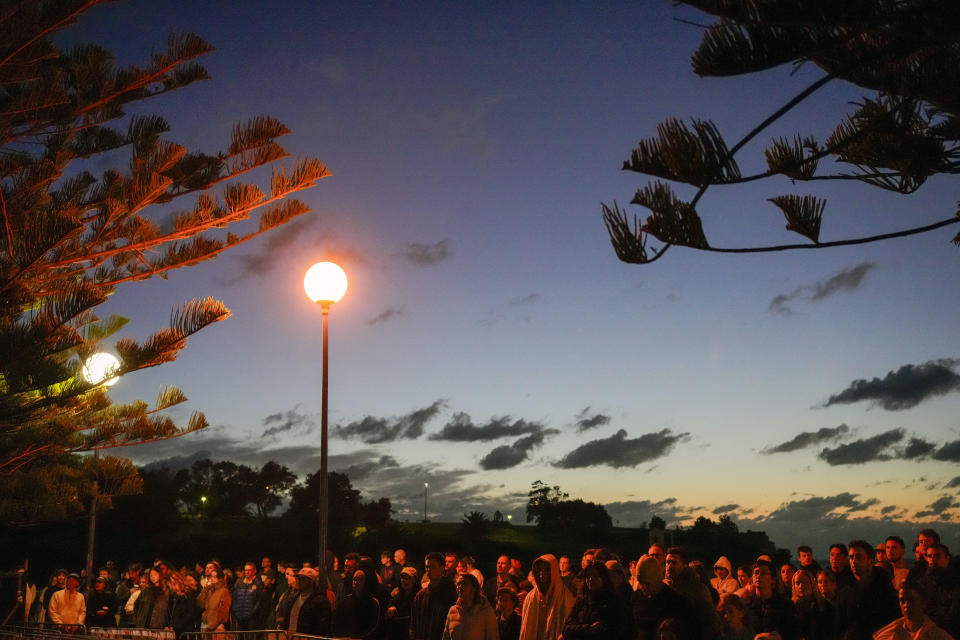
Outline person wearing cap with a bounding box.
[384,566,419,640]
[286,566,331,636]
[87,577,118,628]
[48,573,86,628]
[632,554,696,640]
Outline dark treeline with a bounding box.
[0,464,783,582]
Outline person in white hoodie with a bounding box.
[711,557,740,596]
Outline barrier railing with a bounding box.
[180,631,337,640]
[0,625,94,639]
[88,629,175,640]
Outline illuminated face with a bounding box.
[497,556,509,575]
[665,554,685,580]
[918,534,936,557]
[647,546,665,565]
[899,587,924,620]
[714,566,729,579]
[244,564,256,579]
[344,558,358,576]
[559,557,570,574]
[285,569,297,587]
[798,551,813,566]
[455,577,475,602]
[886,540,904,563]
[792,572,812,599]
[425,558,443,582]
[848,547,872,578]
[445,555,458,571]
[581,553,594,569]
[752,565,773,592]
[780,564,795,585]
[925,547,949,569]
[829,547,847,573]
[817,573,836,599]
[394,550,406,565]
[737,568,749,586]
[352,570,366,593]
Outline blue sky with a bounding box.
[66,1,960,554]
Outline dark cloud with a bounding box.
[429,413,549,442]
[818,428,904,465]
[575,407,611,432]
[367,306,405,326]
[403,239,451,266]
[336,401,446,444]
[340,455,400,481]
[823,358,960,411]
[479,430,557,470]
[902,437,937,460]
[227,217,318,284]
[509,293,540,306]
[914,495,960,519]
[713,504,739,514]
[811,262,877,300]
[769,262,875,314]
[262,407,314,438]
[945,476,960,489]
[763,424,850,454]
[932,440,960,462]
[555,429,690,469]
[605,497,690,528]
[760,492,879,523]
[880,505,899,515]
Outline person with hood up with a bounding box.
[519,554,575,640]
[442,573,498,640]
[712,557,740,596]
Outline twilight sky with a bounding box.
[68,1,960,554]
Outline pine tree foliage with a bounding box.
[604,0,960,264]
[0,1,330,523]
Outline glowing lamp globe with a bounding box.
[82,352,121,386]
[304,262,347,304]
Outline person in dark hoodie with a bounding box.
[333,568,381,639]
[87,577,118,628]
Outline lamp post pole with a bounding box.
[319,301,331,570]
[303,261,347,573]
[423,482,428,523]
[81,353,120,593]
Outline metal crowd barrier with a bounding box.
[1,625,94,640]
[88,629,175,640]
[180,631,336,640]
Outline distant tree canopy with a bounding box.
[0,1,328,523]
[603,0,960,265]
[526,480,613,539]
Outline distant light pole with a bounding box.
[423,483,429,523]
[304,261,348,570]
[81,352,122,592]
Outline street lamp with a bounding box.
[423,482,429,523]
[304,261,348,570]
[82,352,121,386]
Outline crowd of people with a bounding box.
[15,527,959,640]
